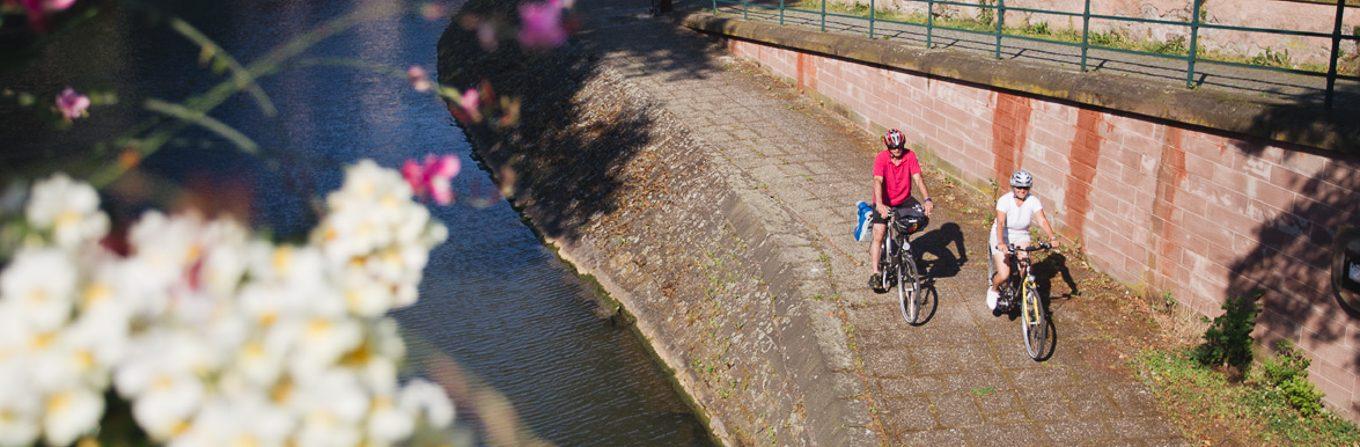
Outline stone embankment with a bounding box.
[438,1,876,445]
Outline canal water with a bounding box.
[0,1,710,445]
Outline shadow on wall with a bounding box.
[436,0,724,244]
[1227,82,1360,414]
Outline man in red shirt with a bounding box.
[869,128,934,291]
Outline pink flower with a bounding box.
[517,0,567,50]
[55,87,90,121]
[45,0,76,11]
[419,3,448,21]
[402,155,461,205]
[407,65,433,92]
[458,88,481,122]
[19,0,75,31]
[20,0,75,14]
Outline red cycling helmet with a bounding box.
[882,128,906,150]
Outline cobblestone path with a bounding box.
[578,1,1186,444]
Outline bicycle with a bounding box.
[876,208,927,325]
[988,242,1054,360]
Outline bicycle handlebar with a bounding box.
[1007,242,1052,253]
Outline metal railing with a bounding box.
[714,0,1359,108]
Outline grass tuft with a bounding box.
[1136,348,1360,445]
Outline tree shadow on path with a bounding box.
[437,0,724,244]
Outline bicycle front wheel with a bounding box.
[1021,283,1050,360]
[897,251,921,324]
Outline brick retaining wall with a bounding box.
[719,30,1360,419]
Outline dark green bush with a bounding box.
[1193,292,1260,375]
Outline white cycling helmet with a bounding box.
[1010,169,1033,188]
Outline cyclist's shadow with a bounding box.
[909,222,967,279]
[1031,252,1080,304]
[906,222,967,326]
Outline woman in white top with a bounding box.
[987,169,1060,311]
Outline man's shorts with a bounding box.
[870,197,925,225]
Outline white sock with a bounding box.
[986,287,999,310]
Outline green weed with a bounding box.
[1255,340,1325,417]
[1136,349,1360,445]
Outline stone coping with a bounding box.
[682,12,1360,157]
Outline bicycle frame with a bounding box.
[999,243,1047,316]
[1016,257,1040,326]
[1002,242,1052,360]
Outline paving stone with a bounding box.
[1007,366,1077,395]
[908,342,993,375]
[962,422,1053,446]
[875,376,946,399]
[847,304,905,332]
[879,394,937,434]
[973,388,1026,424]
[1041,419,1116,445]
[930,390,984,429]
[860,348,914,378]
[1062,385,1122,420]
[1139,437,1194,447]
[854,331,906,351]
[1013,387,1074,422]
[1109,416,1183,440]
[937,369,1010,394]
[897,428,967,446]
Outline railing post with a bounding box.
[1186,0,1202,88]
[995,0,1006,59]
[1080,0,1091,71]
[870,0,876,38]
[779,0,785,25]
[927,0,935,48]
[821,0,827,32]
[742,0,748,19]
[1325,0,1346,108]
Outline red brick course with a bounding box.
[725,38,1360,420]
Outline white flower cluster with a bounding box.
[0,162,453,447]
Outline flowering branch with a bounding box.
[0,164,458,446]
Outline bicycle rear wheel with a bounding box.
[1021,282,1050,360]
[898,250,922,324]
